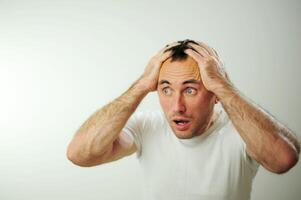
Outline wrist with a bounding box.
[135,75,157,93]
[133,77,153,94]
[213,80,238,104]
[119,78,150,108]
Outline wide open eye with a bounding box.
[162,87,172,96]
[185,87,197,95]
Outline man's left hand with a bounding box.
[184,42,231,94]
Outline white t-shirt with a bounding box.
[122,107,260,200]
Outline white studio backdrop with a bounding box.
[0,0,300,199]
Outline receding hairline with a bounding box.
[161,55,198,69]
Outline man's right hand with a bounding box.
[138,42,180,92]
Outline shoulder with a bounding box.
[130,109,166,129]
[125,109,165,129]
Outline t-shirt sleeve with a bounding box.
[228,121,260,174]
[240,134,260,173]
[122,111,146,158]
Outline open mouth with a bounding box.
[173,120,189,125]
[173,119,191,131]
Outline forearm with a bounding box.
[67,77,149,162]
[215,81,300,172]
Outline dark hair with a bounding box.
[164,39,198,62]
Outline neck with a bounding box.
[196,111,219,136]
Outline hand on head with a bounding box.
[183,41,230,93]
[139,41,180,92]
[140,39,230,93]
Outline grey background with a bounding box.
[0,0,300,199]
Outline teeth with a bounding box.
[175,121,188,125]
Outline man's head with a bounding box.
[157,39,217,139]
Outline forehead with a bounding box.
[159,56,201,83]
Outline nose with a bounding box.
[173,93,186,114]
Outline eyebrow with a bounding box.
[159,80,171,85]
[159,79,200,85]
[183,79,200,84]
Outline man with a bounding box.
[67,39,300,200]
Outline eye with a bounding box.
[185,87,197,95]
[162,87,172,95]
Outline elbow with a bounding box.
[273,151,299,174]
[66,148,83,166]
[66,146,95,167]
[269,136,300,174]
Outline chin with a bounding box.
[173,131,194,139]
[175,135,193,139]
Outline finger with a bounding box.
[224,71,231,82]
[188,42,211,58]
[159,48,174,63]
[210,56,228,79]
[211,47,220,59]
[210,54,224,69]
[184,48,204,63]
[193,41,217,57]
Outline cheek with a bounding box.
[158,95,171,112]
[187,92,214,109]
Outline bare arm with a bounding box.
[67,78,148,166]
[67,42,178,167]
[216,84,300,174]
